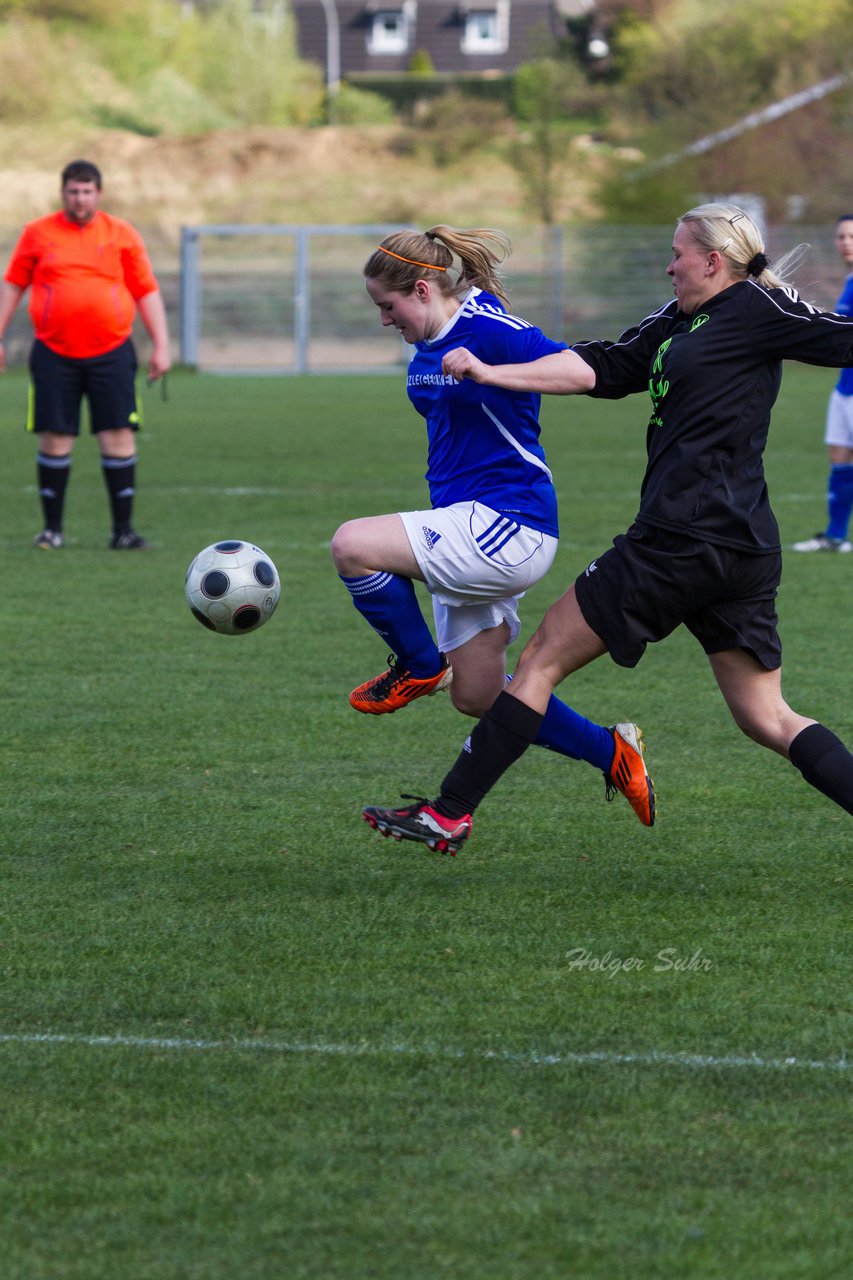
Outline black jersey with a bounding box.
[573,280,853,552]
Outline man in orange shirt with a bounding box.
[0,159,171,549]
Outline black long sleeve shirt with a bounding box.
[573,280,853,552]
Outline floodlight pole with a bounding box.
[319,0,341,121]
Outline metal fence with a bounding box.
[0,223,844,374]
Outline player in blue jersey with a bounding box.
[793,214,853,553]
[361,205,853,855]
[331,225,655,836]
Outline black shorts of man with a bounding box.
[0,159,171,549]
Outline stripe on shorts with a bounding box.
[476,514,522,557]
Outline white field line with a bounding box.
[20,484,295,497]
[16,483,825,504]
[0,1031,846,1073]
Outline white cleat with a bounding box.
[792,534,852,553]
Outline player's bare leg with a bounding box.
[334,514,450,713]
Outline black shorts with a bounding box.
[574,523,783,671]
[28,338,139,436]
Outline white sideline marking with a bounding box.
[20,484,292,497]
[0,1032,846,1073]
[16,484,824,503]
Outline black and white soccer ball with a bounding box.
[185,540,280,635]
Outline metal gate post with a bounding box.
[294,229,310,374]
[179,226,201,368]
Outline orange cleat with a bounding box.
[350,654,452,715]
[604,722,656,827]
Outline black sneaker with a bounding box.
[109,529,151,550]
[362,795,472,856]
[33,529,64,549]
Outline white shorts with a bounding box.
[824,390,853,448]
[398,501,558,654]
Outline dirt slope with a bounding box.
[0,123,599,242]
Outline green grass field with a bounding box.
[0,365,849,1279]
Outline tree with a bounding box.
[509,58,587,225]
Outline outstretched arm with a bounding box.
[441,346,596,394]
[0,281,24,372]
[137,289,172,381]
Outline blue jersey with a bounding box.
[405,288,565,537]
[836,273,853,396]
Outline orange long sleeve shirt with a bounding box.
[4,210,160,359]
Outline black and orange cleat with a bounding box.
[350,654,452,715]
[363,795,472,856]
[604,722,656,827]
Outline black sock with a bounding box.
[433,690,544,820]
[101,454,136,535]
[37,452,71,533]
[789,723,853,816]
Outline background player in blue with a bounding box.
[331,225,655,833]
[793,214,853,552]
[361,205,853,855]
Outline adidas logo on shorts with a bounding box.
[423,526,442,550]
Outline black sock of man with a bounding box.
[37,452,71,532]
[101,454,136,535]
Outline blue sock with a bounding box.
[505,676,613,770]
[826,464,853,541]
[534,693,615,770]
[341,572,442,677]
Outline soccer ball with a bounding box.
[185,540,280,635]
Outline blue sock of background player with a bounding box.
[825,463,853,541]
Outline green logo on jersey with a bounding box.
[648,337,672,423]
[651,337,672,375]
[690,313,709,331]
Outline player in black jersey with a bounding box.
[362,202,853,854]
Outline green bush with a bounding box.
[329,85,396,126]
[596,160,696,225]
[507,58,591,225]
[594,0,851,223]
[612,0,848,136]
[345,71,515,118]
[418,90,510,166]
[0,0,325,132]
[0,0,139,18]
[408,49,435,75]
[168,0,322,127]
[0,15,89,123]
[117,67,234,136]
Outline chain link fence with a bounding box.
[0,223,844,374]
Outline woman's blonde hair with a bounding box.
[364,225,512,307]
[679,202,808,290]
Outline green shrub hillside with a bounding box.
[0,0,848,225]
[601,0,851,221]
[0,0,324,133]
